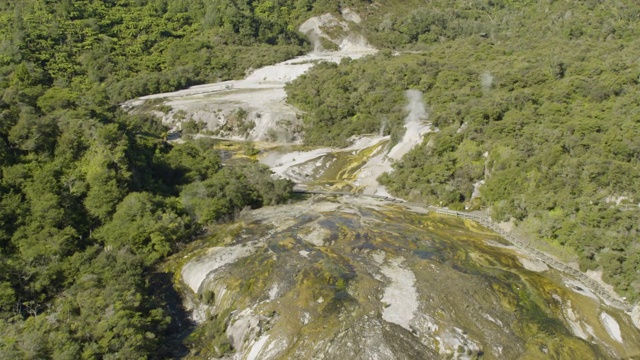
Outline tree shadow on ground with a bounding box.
[149,271,195,359]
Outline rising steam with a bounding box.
[480,72,493,92]
[405,90,428,125]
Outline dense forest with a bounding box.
[0,0,345,358]
[286,0,640,301]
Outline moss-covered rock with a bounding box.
[178,197,640,359]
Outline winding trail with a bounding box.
[292,186,633,312]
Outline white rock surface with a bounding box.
[519,257,549,272]
[341,8,362,24]
[247,335,270,360]
[126,13,376,143]
[261,135,387,183]
[300,227,328,247]
[564,279,599,300]
[268,284,280,301]
[380,257,418,330]
[563,301,589,340]
[356,90,432,195]
[181,242,259,293]
[632,303,640,330]
[599,312,623,343]
[226,307,271,356]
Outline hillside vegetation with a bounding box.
[0,0,329,357]
[286,0,640,301]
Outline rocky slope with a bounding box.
[124,11,376,143]
[177,196,640,359]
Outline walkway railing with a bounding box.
[293,187,632,311]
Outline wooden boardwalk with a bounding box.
[293,187,633,312]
